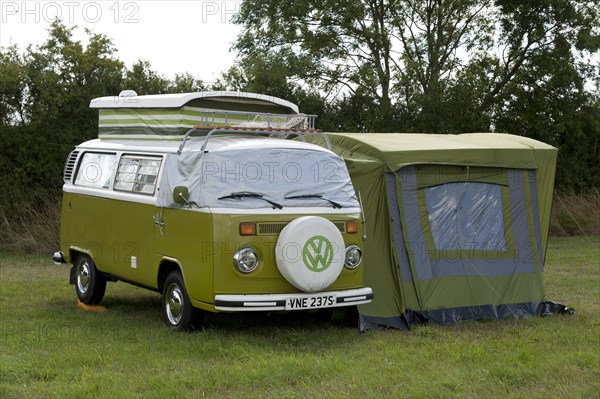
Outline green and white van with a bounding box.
[54,91,372,330]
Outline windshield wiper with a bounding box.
[285,194,343,209]
[218,191,282,209]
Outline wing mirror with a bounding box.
[173,186,190,206]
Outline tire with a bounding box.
[162,271,199,331]
[74,254,106,305]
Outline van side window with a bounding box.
[114,155,162,195]
[74,152,117,189]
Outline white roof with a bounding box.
[89,91,299,113]
[77,136,332,155]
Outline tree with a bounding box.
[233,0,495,130]
[123,60,169,94]
[233,0,393,128]
[0,46,27,125]
[232,0,599,191]
[233,0,598,130]
[216,53,340,130]
[487,0,600,191]
[1,21,225,215]
[168,72,207,93]
[0,21,124,210]
[493,36,600,191]
[0,21,231,250]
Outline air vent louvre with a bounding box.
[333,222,346,233]
[63,150,80,182]
[256,221,346,236]
[257,223,288,235]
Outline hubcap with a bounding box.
[165,283,183,325]
[77,261,90,294]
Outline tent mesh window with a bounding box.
[425,182,506,251]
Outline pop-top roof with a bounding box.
[90,91,299,114]
[89,91,312,137]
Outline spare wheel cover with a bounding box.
[276,216,345,293]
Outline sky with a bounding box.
[2,1,597,92]
[0,0,243,85]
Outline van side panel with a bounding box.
[154,208,214,304]
[103,199,158,287]
[60,193,110,264]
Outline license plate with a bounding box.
[285,294,337,310]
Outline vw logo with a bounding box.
[302,235,334,272]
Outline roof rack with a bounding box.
[177,126,332,154]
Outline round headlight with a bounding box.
[233,248,258,273]
[344,245,362,269]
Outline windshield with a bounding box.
[192,148,359,209]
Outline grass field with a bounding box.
[1,236,598,398]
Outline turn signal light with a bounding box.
[346,221,359,234]
[239,222,257,236]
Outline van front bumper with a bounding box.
[214,287,373,312]
[52,251,66,264]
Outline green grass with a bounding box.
[1,237,598,398]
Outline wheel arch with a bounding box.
[68,247,94,285]
[68,246,94,264]
[157,257,184,292]
[71,248,107,305]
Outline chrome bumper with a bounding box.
[52,251,66,265]
[214,287,373,312]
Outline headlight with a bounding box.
[344,245,362,269]
[233,248,258,273]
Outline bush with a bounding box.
[0,197,61,254]
[1,192,597,256]
[549,192,600,236]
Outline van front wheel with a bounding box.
[162,271,196,331]
[75,254,106,305]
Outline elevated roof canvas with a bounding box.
[90,91,305,137]
[90,91,299,114]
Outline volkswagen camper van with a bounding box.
[54,91,372,330]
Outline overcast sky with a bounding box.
[0,0,243,85]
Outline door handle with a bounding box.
[153,214,165,235]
